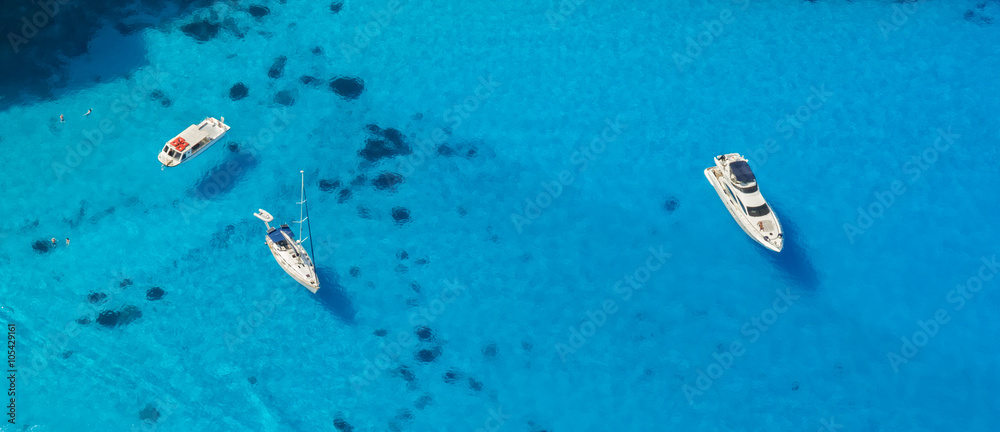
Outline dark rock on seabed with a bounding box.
[96,305,143,328]
[391,207,411,225]
[359,125,410,163]
[181,20,220,42]
[330,77,364,99]
[268,56,287,79]
[248,5,270,18]
[31,240,53,253]
[482,343,498,358]
[229,83,249,100]
[416,347,440,363]
[373,172,404,191]
[333,417,353,432]
[139,404,159,423]
[87,292,108,304]
[443,369,464,384]
[337,188,352,203]
[146,287,166,300]
[274,89,295,106]
[662,196,680,213]
[300,75,321,86]
[318,179,342,192]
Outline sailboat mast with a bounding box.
[304,178,315,260]
[298,170,305,241]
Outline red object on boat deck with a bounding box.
[172,137,188,151]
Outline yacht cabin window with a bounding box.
[730,190,746,214]
[747,204,771,217]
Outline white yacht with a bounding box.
[158,117,230,168]
[253,171,320,293]
[704,153,783,252]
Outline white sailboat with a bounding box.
[253,171,320,293]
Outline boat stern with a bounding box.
[203,117,231,140]
[714,153,743,170]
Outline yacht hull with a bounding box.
[704,167,783,252]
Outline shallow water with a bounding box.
[2,0,999,430]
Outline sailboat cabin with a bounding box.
[267,225,297,250]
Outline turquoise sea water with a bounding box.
[2,0,1000,430]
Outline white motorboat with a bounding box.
[253,171,321,293]
[704,153,783,252]
[158,117,230,167]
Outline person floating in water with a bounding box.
[65,238,70,246]
[84,109,92,116]
[59,114,65,123]
[51,238,57,246]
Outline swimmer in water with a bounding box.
[60,114,65,123]
[66,238,70,246]
[51,238,57,245]
[84,109,92,116]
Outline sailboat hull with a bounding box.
[262,226,320,293]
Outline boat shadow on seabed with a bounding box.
[186,148,259,200]
[313,268,356,323]
[755,206,821,293]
